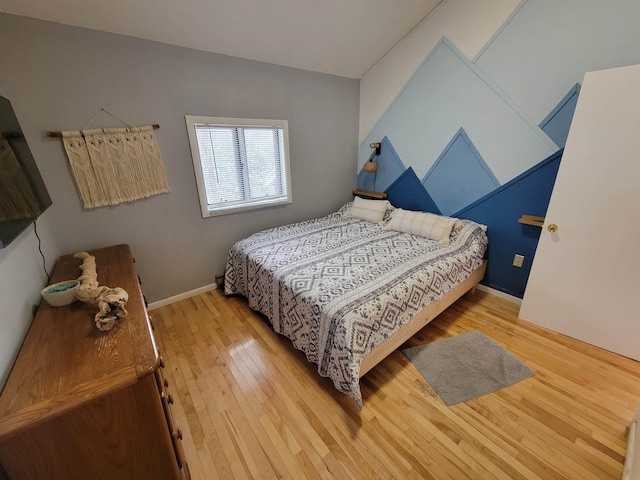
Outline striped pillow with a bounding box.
[349,197,390,223]
[386,209,458,245]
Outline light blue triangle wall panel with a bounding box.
[356,169,375,191]
[538,84,580,149]
[423,128,499,216]
[356,136,406,193]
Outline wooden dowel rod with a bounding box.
[46,124,160,137]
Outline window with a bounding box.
[185,116,292,217]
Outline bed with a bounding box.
[225,199,488,408]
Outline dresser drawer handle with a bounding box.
[176,428,183,440]
[168,393,174,404]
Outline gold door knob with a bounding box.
[547,224,558,233]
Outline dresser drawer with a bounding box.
[155,357,189,471]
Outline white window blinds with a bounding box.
[186,116,292,217]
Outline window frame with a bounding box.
[185,115,292,217]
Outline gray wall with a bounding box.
[0,13,359,303]
[0,13,359,389]
[0,216,58,388]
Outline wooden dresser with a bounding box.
[0,244,189,479]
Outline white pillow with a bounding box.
[349,197,390,223]
[386,208,458,245]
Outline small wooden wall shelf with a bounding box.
[518,214,545,227]
[352,189,387,199]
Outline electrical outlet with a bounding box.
[513,254,524,268]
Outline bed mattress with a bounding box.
[225,207,487,407]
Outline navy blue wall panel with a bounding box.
[385,167,441,214]
[455,150,562,298]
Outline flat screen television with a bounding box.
[0,95,52,248]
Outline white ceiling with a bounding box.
[0,0,443,79]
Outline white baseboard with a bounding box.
[476,284,522,305]
[148,283,218,310]
[148,282,521,311]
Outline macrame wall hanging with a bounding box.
[49,108,170,209]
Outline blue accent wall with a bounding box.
[373,136,562,298]
[455,150,562,297]
[357,135,561,298]
[423,128,500,215]
[358,1,640,297]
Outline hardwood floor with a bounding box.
[151,289,640,479]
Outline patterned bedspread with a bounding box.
[225,207,488,408]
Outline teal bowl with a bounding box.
[41,280,80,307]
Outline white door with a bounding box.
[519,64,640,360]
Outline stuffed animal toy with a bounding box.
[74,251,129,331]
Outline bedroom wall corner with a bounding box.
[0,212,59,389]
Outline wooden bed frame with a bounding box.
[359,260,487,377]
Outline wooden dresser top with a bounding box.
[0,244,158,439]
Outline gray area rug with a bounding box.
[402,330,535,405]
